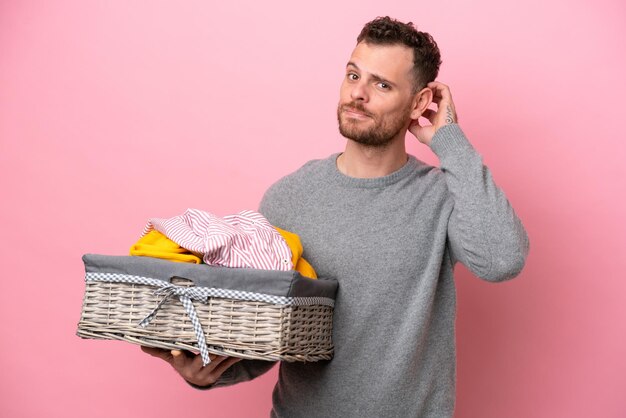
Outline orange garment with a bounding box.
[275,227,317,279]
[129,230,202,264]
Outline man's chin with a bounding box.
[338,126,365,142]
[339,130,392,147]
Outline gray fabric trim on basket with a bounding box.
[83,254,338,299]
[85,272,336,307]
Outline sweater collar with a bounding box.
[326,153,418,189]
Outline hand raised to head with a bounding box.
[409,81,458,147]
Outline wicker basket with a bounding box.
[77,254,337,363]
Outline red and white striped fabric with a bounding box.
[141,209,293,271]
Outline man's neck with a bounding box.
[337,137,408,179]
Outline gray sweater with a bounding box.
[203,124,529,417]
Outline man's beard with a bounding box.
[337,102,411,147]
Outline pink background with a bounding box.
[1,1,625,417]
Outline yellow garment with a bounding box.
[130,230,202,264]
[275,227,317,279]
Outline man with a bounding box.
[143,16,529,417]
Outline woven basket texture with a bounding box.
[77,278,334,362]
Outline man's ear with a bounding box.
[410,86,434,120]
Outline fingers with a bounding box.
[425,81,458,125]
[173,350,242,386]
[141,346,173,362]
[171,349,210,372]
[194,354,229,379]
[427,81,453,106]
[198,356,242,381]
[171,349,188,369]
[194,357,243,387]
[215,357,243,375]
[142,345,243,386]
[427,81,450,95]
[169,350,205,384]
[421,109,437,122]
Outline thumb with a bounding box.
[409,120,434,146]
[408,118,421,136]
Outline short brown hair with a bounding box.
[357,16,442,92]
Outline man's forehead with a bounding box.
[347,42,414,81]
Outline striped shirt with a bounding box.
[141,209,293,271]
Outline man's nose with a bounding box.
[350,80,368,102]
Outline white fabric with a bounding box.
[142,209,293,271]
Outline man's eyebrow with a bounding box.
[346,62,397,88]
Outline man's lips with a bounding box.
[342,106,371,119]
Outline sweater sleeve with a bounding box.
[430,124,530,282]
[187,359,277,390]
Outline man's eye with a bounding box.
[347,73,359,80]
[378,82,390,90]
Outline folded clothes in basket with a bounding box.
[129,208,318,279]
[139,209,294,271]
[77,254,338,365]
